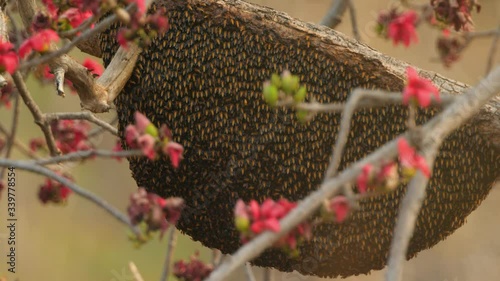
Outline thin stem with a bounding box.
[45,112,118,136]
[485,25,500,75]
[159,227,177,281]
[0,122,39,159]
[129,262,145,281]
[385,142,439,281]
[33,149,143,165]
[0,93,20,179]
[320,0,348,28]
[347,0,360,41]
[324,88,363,178]
[244,263,257,281]
[212,249,223,267]
[12,72,59,156]
[0,158,142,237]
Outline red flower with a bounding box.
[397,138,431,178]
[127,188,184,237]
[117,29,130,49]
[19,29,60,58]
[403,67,440,108]
[137,134,156,160]
[324,196,350,223]
[50,119,92,154]
[59,8,93,29]
[0,41,18,74]
[163,141,184,168]
[134,111,152,134]
[173,253,213,281]
[388,11,419,47]
[234,198,311,253]
[82,58,103,77]
[356,164,373,194]
[29,138,45,152]
[38,177,72,204]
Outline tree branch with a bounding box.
[159,227,177,281]
[0,157,142,237]
[12,72,60,156]
[45,112,118,136]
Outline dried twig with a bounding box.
[12,72,60,156]
[244,263,257,281]
[212,249,223,267]
[129,262,145,281]
[159,227,177,281]
[33,149,143,165]
[485,25,500,75]
[320,0,349,28]
[385,142,439,281]
[0,122,39,159]
[45,112,118,136]
[0,157,142,237]
[0,94,19,179]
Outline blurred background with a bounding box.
[0,0,498,280]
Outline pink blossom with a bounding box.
[388,11,419,47]
[125,125,140,147]
[328,196,350,223]
[19,29,60,58]
[59,8,93,29]
[163,141,184,169]
[403,67,440,108]
[82,58,103,76]
[0,41,18,74]
[137,134,156,160]
[397,138,431,178]
[356,164,373,194]
[134,111,152,134]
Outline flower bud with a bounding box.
[263,82,279,107]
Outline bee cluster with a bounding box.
[99,0,498,277]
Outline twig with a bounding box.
[244,263,257,281]
[324,88,363,178]
[485,25,500,75]
[347,0,360,41]
[292,90,453,113]
[0,93,19,179]
[262,268,272,281]
[88,116,118,138]
[0,157,142,237]
[320,0,349,28]
[159,227,177,281]
[212,249,222,267]
[0,122,39,159]
[385,142,439,281]
[33,149,143,165]
[12,72,60,156]
[129,262,145,281]
[53,67,65,96]
[204,66,500,281]
[59,10,104,38]
[45,112,118,136]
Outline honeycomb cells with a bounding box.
[100,0,499,277]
